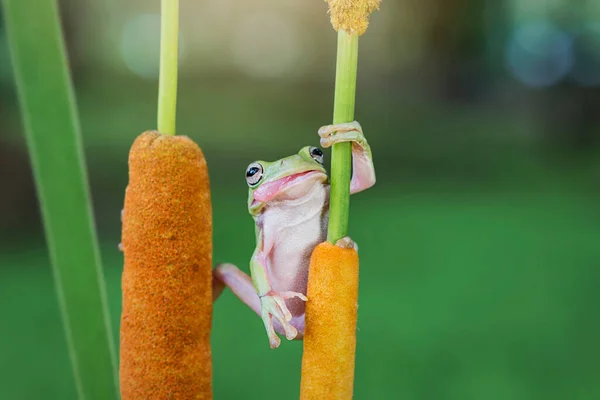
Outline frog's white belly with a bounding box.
[259,183,329,315]
[268,210,327,292]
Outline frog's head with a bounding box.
[246,146,328,216]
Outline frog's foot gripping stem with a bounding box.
[318,121,365,146]
[213,263,307,348]
[317,121,376,194]
[335,236,358,251]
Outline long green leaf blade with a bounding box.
[2,0,119,398]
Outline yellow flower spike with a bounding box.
[326,0,382,35]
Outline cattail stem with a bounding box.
[157,0,179,135]
[327,29,359,243]
[324,0,381,243]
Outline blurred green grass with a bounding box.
[2,183,599,399]
[2,77,600,399]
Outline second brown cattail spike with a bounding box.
[120,131,213,399]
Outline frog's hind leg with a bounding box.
[213,263,305,340]
[213,263,261,313]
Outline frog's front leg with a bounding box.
[250,250,307,348]
[318,121,376,194]
[213,262,306,348]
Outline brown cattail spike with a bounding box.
[300,240,359,400]
[326,0,382,35]
[120,131,213,399]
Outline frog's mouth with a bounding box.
[253,170,327,203]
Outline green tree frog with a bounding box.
[213,121,375,348]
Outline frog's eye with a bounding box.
[309,147,324,164]
[246,162,263,186]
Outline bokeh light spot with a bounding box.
[505,21,573,88]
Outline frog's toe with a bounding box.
[318,121,362,137]
[317,125,334,138]
[272,295,292,321]
[281,321,298,341]
[280,291,308,302]
[272,314,306,341]
[269,336,281,348]
[320,129,364,149]
[267,329,281,349]
[335,236,358,251]
[264,313,297,346]
[261,311,281,349]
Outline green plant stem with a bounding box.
[2,0,118,398]
[157,0,179,135]
[327,29,359,243]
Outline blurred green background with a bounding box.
[1,0,600,399]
